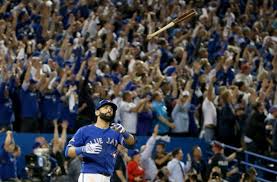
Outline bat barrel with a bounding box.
[147,9,198,40]
[173,9,198,24]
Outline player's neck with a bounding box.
[95,119,110,129]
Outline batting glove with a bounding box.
[110,123,126,133]
[110,123,130,139]
[81,142,102,154]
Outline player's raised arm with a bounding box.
[95,99,135,146]
[111,123,135,145]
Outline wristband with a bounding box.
[122,131,130,139]
[75,146,84,155]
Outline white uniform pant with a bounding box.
[78,173,111,182]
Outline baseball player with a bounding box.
[65,99,135,182]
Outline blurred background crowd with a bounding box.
[0,0,276,181]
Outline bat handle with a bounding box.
[147,22,175,40]
[147,34,157,40]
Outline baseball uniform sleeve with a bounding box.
[68,127,85,147]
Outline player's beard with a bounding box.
[99,112,114,123]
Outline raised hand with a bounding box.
[61,121,68,129]
[110,123,126,134]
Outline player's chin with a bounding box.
[106,113,113,117]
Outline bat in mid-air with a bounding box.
[147,9,198,40]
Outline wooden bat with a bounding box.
[147,9,198,40]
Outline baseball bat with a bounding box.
[147,9,198,40]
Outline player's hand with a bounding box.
[82,142,102,154]
[110,123,126,134]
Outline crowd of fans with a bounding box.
[0,0,276,181]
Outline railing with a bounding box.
[212,141,277,182]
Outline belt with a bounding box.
[205,124,216,129]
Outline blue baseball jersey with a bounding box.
[19,88,39,119]
[0,145,17,180]
[40,90,60,121]
[66,125,124,175]
[58,100,77,129]
[0,83,14,125]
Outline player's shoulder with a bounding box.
[76,124,95,132]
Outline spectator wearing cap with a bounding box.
[127,149,145,182]
[0,131,21,181]
[167,148,191,182]
[171,90,191,137]
[19,63,41,132]
[152,91,176,135]
[208,142,238,179]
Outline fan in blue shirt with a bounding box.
[40,89,61,132]
[0,131,21,181]
[65,100,135,182]
[151,91,176,134]
[0,82,14,131]
[19,63,41,132]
